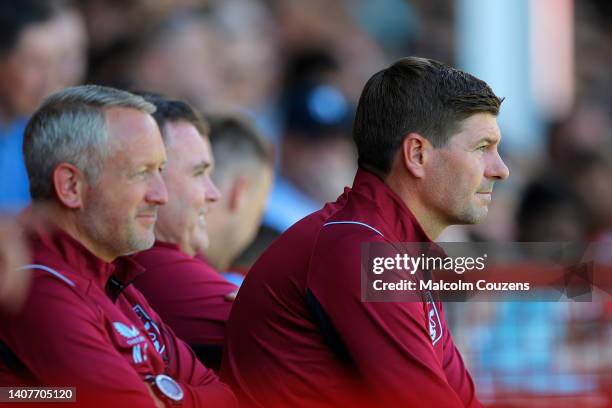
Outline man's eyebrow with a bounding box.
[134,160,165,171]
[192,161,212,172]
[474,136,500,145]
[149,159,167,168]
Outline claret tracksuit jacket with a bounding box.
[0,226,237,408]
[221,168,482,408]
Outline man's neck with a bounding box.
[202,236,230,271]
[384,174,446,241]
[154,228,196,257]
[401,198,446,241]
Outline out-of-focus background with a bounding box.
[0,0,610,406]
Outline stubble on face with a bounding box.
[75,108,167,260]
[78,186,157,258]
[156,121,216,256]
[426,113,503,228]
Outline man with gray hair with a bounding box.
[0,85,237,407]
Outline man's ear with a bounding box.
[228,175,249,212]
[400,133,431,179]
[52,163,86,209]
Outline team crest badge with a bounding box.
[425,292,443,345]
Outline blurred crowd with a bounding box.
[0,0,611,406]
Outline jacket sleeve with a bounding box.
[307,229,482,408]
[440,317,482,408]
[0,273,159,408]
[137,291,238,408]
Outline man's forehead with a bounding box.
[456,113,501,141]
[105,105,148,122]
[105,108,165,160]
[106,107,157,136]
[164,120,212,159]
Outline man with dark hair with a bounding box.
[0,85,237,407]
[0,0,59,211]
[131,94,238,371]
[221,57,509,407]
[0,0,87,211]
[204,114,274,275]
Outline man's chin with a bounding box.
[456,207,489,225]
[124,232,156,255]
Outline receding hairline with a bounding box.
[102,106,163,148]
[159,117,209,147]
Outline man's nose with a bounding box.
[205,177,221,203]
[486,150,510,181]
[147,172,168,205]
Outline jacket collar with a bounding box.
[350,168,431,243]
[152,240,183,252]
[349,168,449,259]
[31,224,145,292]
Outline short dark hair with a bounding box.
[0,0,65,56]
[207,115,274,179]
[353,57,503,176]
[136,92,209,141]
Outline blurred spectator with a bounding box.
[80,0,181,86]
[205,114,274,276]
[547,103,612,178]
[516,180,589,243]
[124,10,225,110]
[262,48,357,233]
[206,0,280,116]
[280,50,356,205]
[80,0,177,52]
[0,218,30,314]
[0,0,87,211]
[48,5,88,91]
[270,0,387,103]
[567,152,612,240]
[122,0,280,124]
[345,0,419,57]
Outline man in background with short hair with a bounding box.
[132,94,238,371]
[204,114,274,278]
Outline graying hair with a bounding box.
[24,85,156,201]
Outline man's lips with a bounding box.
[137,212,157,221]
[476,192,492,203]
